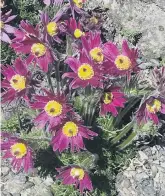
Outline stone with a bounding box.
[43,176,54,186]
[1,167,10,177]
[12,194,21,196]
[86,0,165,60]
[116,146,165,196]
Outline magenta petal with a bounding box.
[1,80,10,88]
[43,0,51,5]
[122,40,131,57]
[37,56,48,72]
[108,104,118,117]
[14,58,27,76]
[26,54,35,65]
[58,135,69,152]
[63,175,75,185]
[65,57,80,72]
[1,32,11,43]
[30,102,46,109]
[103,42,119,61]
[62,72,76,79]
[4,24,16,34]
[161,104,165,114]
[5,15,17,23]
[83,173,93,191]
[74,135,84,149]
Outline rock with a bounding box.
[116,146,165,196]
[1,167,10,177]
[2,192,12,196]
[86,0,165,60]
[43,176,54,186]
[12,194,21,196]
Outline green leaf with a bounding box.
[118,131,137,149]
[111,121,134,144]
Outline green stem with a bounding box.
[16,101,22,131]
[55,61,61,93]
[47,72,54,93]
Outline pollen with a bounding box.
[78,64,94,80]
[10,143,27,159]
[103,92,113,104]
[0,21,4,29]
[146,99,161,114]
[115,55,132,70]
[44,100,62,117]
[74,28,85,39]
[62,121,78,137]
[90,16,98,24]
[90,47,104,63]
[31,43,46,57]
[70,168,85,180]
[73,0,83,8]
[10,74,26,91]
[46,22,58,36]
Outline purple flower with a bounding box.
[100,86,127,116]
[1,58,39,104]
[51,118,98,152]
[0,10,17,43]
[30,89,72,130]
[136,97,165,125]
[43,0,85,14]
[43,0,64,6]
[67,18,85,39]
[103,40,139,79]
[11,20,54,72]
[1,134,34,173]
[40,11,67,44]
[56,166,93,193]
[63,49,103,89]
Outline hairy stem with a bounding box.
[47,72,54,93]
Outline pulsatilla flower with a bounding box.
[100,86,127,116]
[40,11,67,44]
[103,40,139,78]
[1,58,38,104]
[81,31,106,65]
[136,97,165,125]
[67,18,85,39]
[1,135,33,172]
[11,20,53,72]
[63,49,103,89]
[31,90,72,130]
[80,11,104,31]
[0,10,16,43]
[56,166,93,193]
[43,0,64,6]
[51,119,98,152]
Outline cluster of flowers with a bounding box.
[1,0,165,194]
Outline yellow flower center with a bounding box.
[44,100,62,117]
[78,64,94,80]
[10,74,26,91]
[31,43,47,57]
[103,92,113,104]
[46,22,58,36]
[115,55,132,70]
[146,99,161,114]
[0,21,4,29]
[10,143,27,159]
[90,16,98,24]
[62,121,78,137]
[73,0,83,8]
[74,29,85,39]
[89,47,104,63]
[70,168,85,180]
